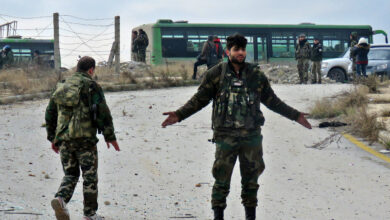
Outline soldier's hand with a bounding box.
[107,141,120,151]
[51,142,59,154]
[162,111,179,128]
[297,113,312,129]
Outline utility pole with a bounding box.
[53,12,61,71]
[114,16,120,74]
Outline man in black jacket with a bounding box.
[311,37,323,84]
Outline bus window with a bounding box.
[271,32,294,58]
[323,40,344,52]
[257,36,267,61]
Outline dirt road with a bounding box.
[1,84,389,220]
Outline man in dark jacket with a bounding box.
[351,38,370,77]
[295,34,311,84]
[193,36,215,79]
[162,34,312,220]
[214,36,225,63]
[311,37,323,84]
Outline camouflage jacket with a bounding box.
[295,40,311,59]
[2,50,14,66]
[45,72,116,146]
[135,33,149,50]
[350,39,358,59]
[175,61,300,137]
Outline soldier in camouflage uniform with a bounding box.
[350,32,358,77]
[162,34,312,220]
[295,34,311,84]
[0,45,14,69]
[134,29,149,63]
[311,37,323,84]
[131,30,139,62]
[45,56,120,220]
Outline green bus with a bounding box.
[132,20,387,65]
[0,37,54,67]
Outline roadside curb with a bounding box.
[342,133,390,163]
[0,80,198,105]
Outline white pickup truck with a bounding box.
[321,49,352,82]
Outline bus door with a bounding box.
[254,35,267,63]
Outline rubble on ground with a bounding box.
[260,64,336,84]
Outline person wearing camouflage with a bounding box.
[45,56,120,220]
[162,34,312,220]
[295,34,311,84]
[350,32,359,76]
[311,37,323,84]
[131,30,139,62]
[134,29,149,63]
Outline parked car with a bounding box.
[321,48,351,82]
[347,44,390,76]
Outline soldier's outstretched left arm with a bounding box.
[260,76,312,129]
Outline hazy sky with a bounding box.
[1,0,388,67]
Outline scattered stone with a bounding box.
[104,201,111,206]
[44,174,50,179]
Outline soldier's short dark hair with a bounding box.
[226,34,247,50]
[77,56,96,72]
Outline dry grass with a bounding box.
[310,84,385,142]
[310,86,369,119]
[0,68,59,95]
[345,106,385,142]
[0,62,195,96]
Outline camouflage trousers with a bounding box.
[212,134,265,209]
[297,58,310,83]
[131,52,138,62]
[311,61,322,83]
[137,49,146,63]
[56,141,98,216]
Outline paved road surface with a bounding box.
[0,84,389,219]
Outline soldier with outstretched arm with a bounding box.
[162,34,311,220]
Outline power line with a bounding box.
[61,15,113,21]
[61,42,113,48]
[59,20,114,27]
[0,14,51,19]
[60,17,110,60]
[61,48,110,53]
[60,28,114,36]
[16,27,53,31]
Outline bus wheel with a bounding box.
[328,68,346,83]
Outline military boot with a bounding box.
[51,197,70,220]
[213,207,224,220]
[245,206,256,220]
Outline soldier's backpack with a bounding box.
[52,74,96,139]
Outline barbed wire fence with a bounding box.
[0,13,120,72]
